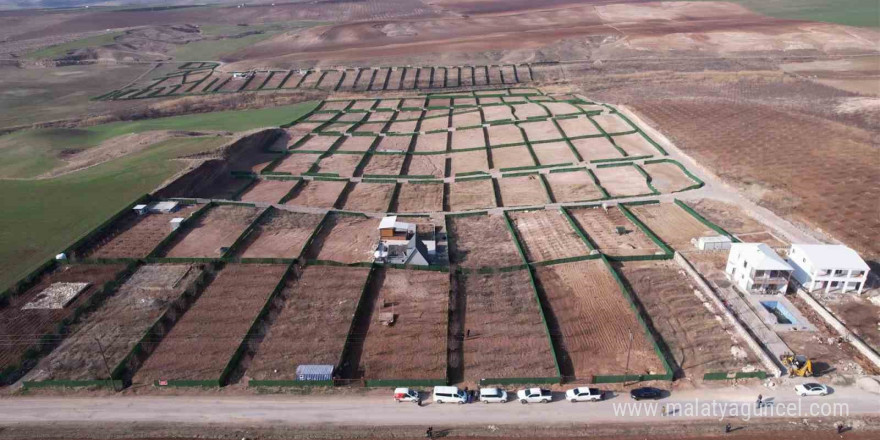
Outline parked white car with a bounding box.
[433,386,467,404]
[478,387,508,403]
[565,387,604,402]
[394,387,420,403]
[795,383,828,396]
[516,387,552,404]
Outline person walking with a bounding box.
[725,423,731,434]
[756,394,763,409]
[425,426,433,439]
[661,405,667,417]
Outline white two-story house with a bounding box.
[725,243,793,294]
[786,244,869,294]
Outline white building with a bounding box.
[725,243,793,294]
[787,244,869,294]
[374,216,433,266]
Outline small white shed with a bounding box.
[695,235,732,251]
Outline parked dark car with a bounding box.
[629,387,664,401]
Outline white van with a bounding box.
[432,386,467,404]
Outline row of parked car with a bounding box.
[394,386,668,404]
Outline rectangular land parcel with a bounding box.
[248,265,371,383]
[461,269,556,383]
[361,268,449,383]
[535,259,664,379]
[133,264,288,385]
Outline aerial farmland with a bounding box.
[0,0,878,437]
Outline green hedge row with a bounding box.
[22,379,123,389]
[364,378,447,387]
[249,379,334,387]
[479,376,560,386]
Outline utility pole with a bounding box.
[623,329,633,386]
[94,336,119,392]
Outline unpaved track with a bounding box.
[0,384,877,426]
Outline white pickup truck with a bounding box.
[516,387,552,404]
[565,387,604,402]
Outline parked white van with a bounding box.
[432,386,467,404]
[478,387,508,403]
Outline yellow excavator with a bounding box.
[781,354,813,377]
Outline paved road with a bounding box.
[0,385,876,426]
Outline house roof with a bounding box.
[732,243,793,271]
[790,244,869,271]
[379,216,397,229]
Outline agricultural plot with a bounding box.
[320,101,350,111]
[247,265,371,382]
[543,102,582,116]
[375,135,412,153]
[395,182,443,213]
[406,154,447,177]
[280,71,305,89]
[336,136,377,153]
[420,114,449,132]
[336,112,368,122]
[338,71,358,89]
[306,214,379,263]
[447,179,496,211]
[592,114,632,134]
[237,210,324,259]
[629,203,715,249]
[293,135,340,152]
[238,180,297,204]
[570,137,624,162]
[318,154,364,177]
[446,67,460,88]
[450,150,488,175]
[508,210,590,263]
[362,154,405,176]
[613,133,658,157]
[486,124,524,146]
[497,175,548,207]
[593,166,652,197]
[0,264,127,370]
[377,99,400,110]
[319,71,343,89]
[500,65,517,84]
[459,68,474,87]
[371,69,390,91]
[272,153,320,175]
[26,264,203,382]
[535,259,665,379]
[451,109,482,128]
[683,199,786,248]
[447,214,522,269]
[301,72,324,89]
[642,161,697,193]
[461,270,556,382]
[473,66,488,86]
[532,141,577,165]
[133,264,288,385]
[453,97,477,107]
[415,132,448,153]
[487,66,503,84]
[520,120,563,142]
[556,117,602,138]
[164,205,262,258]
[512,103,548,120]
[450,128,486,150]
[388,120,419,134]
[617,261,756,378]
[84,205,200,259]
[386,69,404,89]
[490,145,535,170]
[366,111,395,123]
[400,69,417,89]
[569,207,661,257]
[361,269,449,381]
[482,105,515,122]
[401,98,424,109]
[341,183,396,213]
[284,180,347,209]
[545,170,604,202]
[502,96,526,104]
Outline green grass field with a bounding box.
[0,101,318,291]
[684,0,880,27]
[0,102,321,178]
[25,32,124,60]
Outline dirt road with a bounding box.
[1,384,876,427]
